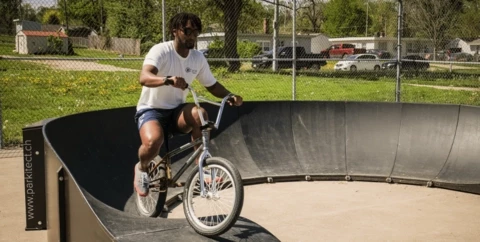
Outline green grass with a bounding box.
[1,69,480,147]
[1,44,480,147]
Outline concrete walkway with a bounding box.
[0,151,47,242]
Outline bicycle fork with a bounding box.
[198,128,214,197]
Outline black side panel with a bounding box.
[392,104,459,180]
[436,105,480,183]
[291,101,346,175]
[22,124,47,230]
[345,102,402,177]
[239,102,302,175]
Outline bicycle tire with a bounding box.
[135,158,168,217]
[183,157,244,237]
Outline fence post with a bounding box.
[395,0,403,103]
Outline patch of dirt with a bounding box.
[408,84,480,92]
[27,60,138,72]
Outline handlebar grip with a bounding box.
[164,77,189,89]
[164,78,174,86]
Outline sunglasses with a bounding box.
[180,28,200,37]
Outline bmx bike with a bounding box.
[135,82,244,237]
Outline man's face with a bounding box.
[174,20,200,49]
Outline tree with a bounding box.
[212,0,243,72]
[322,0,367,37]
[42,9,62,25]
[21,4,38,22]
[0,0,21,34]
[367,0,397,37]
[58,0,106,32]
[297,0,327,33]
[403,0,465,55]
[454,0,480,38]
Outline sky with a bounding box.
[23,0,57,9]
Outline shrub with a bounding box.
[237,40,262,58]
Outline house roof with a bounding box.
[20,30,68,38]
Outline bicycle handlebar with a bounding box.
[165,78,234,130]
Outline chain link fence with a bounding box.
[1,0,480,157]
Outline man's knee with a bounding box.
[141,136,163,154]
[191,106,208,126]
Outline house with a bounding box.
[327,36,434,56]
[469,39,480,55]
[447,38,479,55]
[16,30,68,54]
[197,32,434,56]
[197,32,331,54]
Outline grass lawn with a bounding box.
[1,36,480,146]
[1,66,480,147]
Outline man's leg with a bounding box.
[174,105,221,183]
[174,104,208,163]
[135,119,165,197]
[138,120,164,171]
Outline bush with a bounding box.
[237,40,262,58]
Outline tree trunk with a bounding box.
[220,0,242,72]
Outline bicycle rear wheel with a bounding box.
[135,156,168,217]
[183,157,244,237]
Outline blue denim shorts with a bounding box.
[134,104,187,137]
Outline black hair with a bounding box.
[168,12,202,39]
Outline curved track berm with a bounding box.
[43,101,480,241]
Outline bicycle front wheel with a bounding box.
[183,157,244,237]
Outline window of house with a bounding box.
[378,42,387,50]
[257,41,270,52]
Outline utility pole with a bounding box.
[365,0,369,37]
[162,0,166,42]
[272,0,279,71]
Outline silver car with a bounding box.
[334,54,382,71]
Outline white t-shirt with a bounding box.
[136,41,217,110]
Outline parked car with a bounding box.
[449,52,474,62]
[381,55,430,70]
[252,46,327,70]
[320,43,367,59]
[334,54,382,71]
[366,49,392,59]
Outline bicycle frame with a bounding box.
[148,87,234,195]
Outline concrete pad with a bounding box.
[167,181,480,242]
[0,156,47,242]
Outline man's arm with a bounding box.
[206,82,243,106]
[139,65,167,87]
[139,65,188,89]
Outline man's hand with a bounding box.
[228,95,243,106]
[166,76,188,90]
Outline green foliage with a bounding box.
[207,39,227,68]
[21,4,38,22]
[1,62,480,146]
[42,10,62,25]
[237,40,262,58]
[0,0,20,34]
[47,35,64,54]
[104,0,162,41]
[206,39,261,66]
[322,0,368,37]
